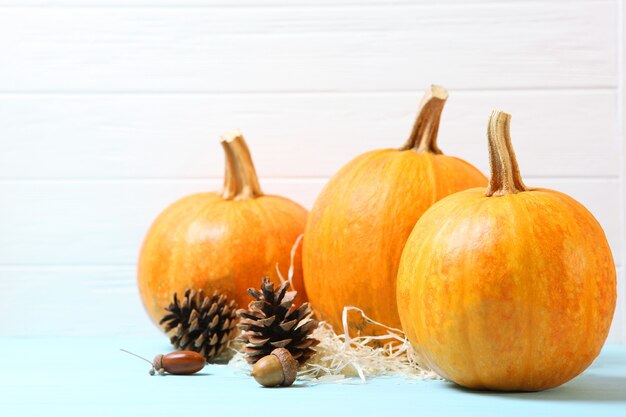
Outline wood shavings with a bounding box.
[276,233,303,288]
[227,307,440,384]
[298,307,439,383]
[232,236,439,383]
[227,339,251,374]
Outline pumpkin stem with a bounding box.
[400,85,448,154]
[485,110,527,197]
[220,130,264,200]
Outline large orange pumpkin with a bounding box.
[138,131,308,329]
[397,110,616,391]
[303,86,487,334]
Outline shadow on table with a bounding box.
[447,373,626,403]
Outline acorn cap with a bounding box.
[152,354,164,371]
[272,348,298,386]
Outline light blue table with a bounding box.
[1,338,624,417]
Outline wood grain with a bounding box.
[617,0,625,344]
[0,266,158,336]
[1,265,623,341]
[0,3,617,92]
[0,0,623,341]
[0,90,618,179]
[0,178,621,266]
[0,1,611,6]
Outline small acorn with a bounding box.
[251,348,298,387]
[121,349,205,376]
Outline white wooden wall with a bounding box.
[1,0,625,343]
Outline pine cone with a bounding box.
[237,277,319,365]
[160,288,238,362]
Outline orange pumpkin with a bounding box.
[303,86,487,334]
[138,131,308,329]
[397,110,616,391]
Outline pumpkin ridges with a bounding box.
[304,86,487,337]
[375,152,436,322]
[139,193,308,326]
[401,193,481,381]
[517,194,593,388]
[139,132,308,329]
[140,194,222,321]
[239,195,308,303]
[463,197,499,388]
[397,184,616,390]
[522,192,614,387]
[510,196,540,387]
[225,198,289,304]
[541,189,616,370]
[532,192,587,385]
[305,151,383,327]
[487,195,539,388]
[305,151,442,330]
[305,153,387,323]
[170,195,229,298]
[305,150,486,333]
[396,191,440,376]
[410,151,438,208]
[139,193,223,322]
[418,191,493,385]
[431,154,488,199]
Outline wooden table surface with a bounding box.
[1,338,625,417]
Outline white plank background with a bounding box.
[0,0,624,343]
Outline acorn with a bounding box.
[121,349,205,376]
[251,348,298,387]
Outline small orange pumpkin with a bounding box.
[138,131,308,328]
[303,86,487,334]
[397,110,616,391]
